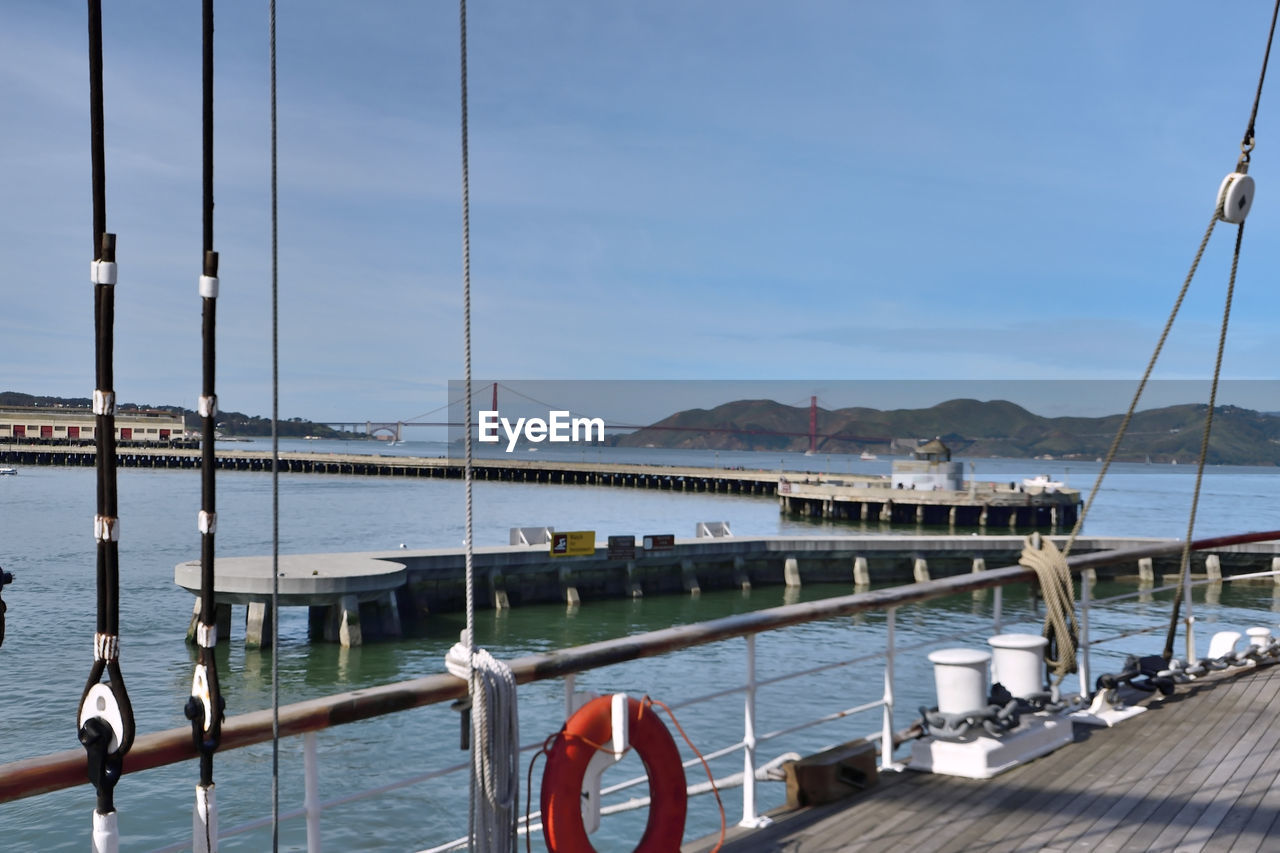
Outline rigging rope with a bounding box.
[79,4,135,849]
[1163,222,1244,661]
[268,1,282,849]
[453,3,519,849]
[183,3,226,850]
[1065,0,1278,669]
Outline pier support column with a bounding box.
[972,557,986,573]
[915,505,924,525]
[1138,557,1155,583]
[681,559,701,596]
[733,556,751,591]
[187,599,232,644]
[879,501,892,523]
[1205,554,1222,580]
[376,591,403,637]
[1083,568,1097,586]
[324,595,363,647]
[948,506,957,527]
[853,556,870,586]
[1273,557,1280,585]
[784,557,801,588]
[913,558,930,583]
[489,571,510,610]
[859,503,868,521]
[626,561,643,598]
[245,601,273,650]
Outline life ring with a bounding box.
[541,695,687,852]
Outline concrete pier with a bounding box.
[176,534,1280,643]
[778,478,1081,532]
[175,554,406,648]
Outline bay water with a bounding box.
[1,441,1278,850]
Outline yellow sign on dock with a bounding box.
[550,531,595,557]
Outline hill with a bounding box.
[612,398,1280,465]
[0,392,350,439]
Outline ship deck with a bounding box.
[685,662,1280,852]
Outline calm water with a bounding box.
[1,442,1278,851]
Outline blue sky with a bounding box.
[3,2,1279,423]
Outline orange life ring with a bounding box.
[541,695,687,852]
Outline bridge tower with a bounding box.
[809,396,817,455]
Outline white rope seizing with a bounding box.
[445,643,520,852]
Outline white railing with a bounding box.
[4,532,1279,852]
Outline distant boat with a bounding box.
[0,467,16,476]
[1022,474,1064,493]
[859,451,877,461]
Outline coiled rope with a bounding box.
[1017,534,1078,685]
[451,2,519,849]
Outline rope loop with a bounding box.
[1017,534,1079,683]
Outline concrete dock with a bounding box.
[175,553,406,648]
[174,533,1280,646]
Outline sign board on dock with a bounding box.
[550,531,596,557]
[643,534,675,551]
[607,535,636,560]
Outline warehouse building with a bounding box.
[0,406,188,444]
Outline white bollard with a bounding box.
[1247,627,1272,649]
[1207,631,1242,659]
[988,634,1048,699]
[928,648,991,714]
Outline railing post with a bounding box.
[993,586,1003,634]
[881,607,896,770]
[1079,575,1091,698]
[564,673,576,720]
[304,731,321,853]
[739,633,765,828]
[1183,556,1197,663]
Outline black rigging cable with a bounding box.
[184,4,226,848]
[269,0,282,848]
[78,0,135,839]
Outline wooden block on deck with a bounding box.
[784,738,879,808]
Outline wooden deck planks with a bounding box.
[684,664,1280,853]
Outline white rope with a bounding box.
[446,643,520,853]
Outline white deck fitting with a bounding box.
[1071,704,1148,728]
[907,714,1075,779]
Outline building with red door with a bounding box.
[0,406,187,444]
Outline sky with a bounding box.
[4,2,1280,424]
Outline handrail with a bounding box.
[4,529,1278,805]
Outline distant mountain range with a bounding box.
[611,398,1280,465]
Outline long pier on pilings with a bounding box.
[0,443,780,495]
[176,534,1280,646]
[3,442,1084,531]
